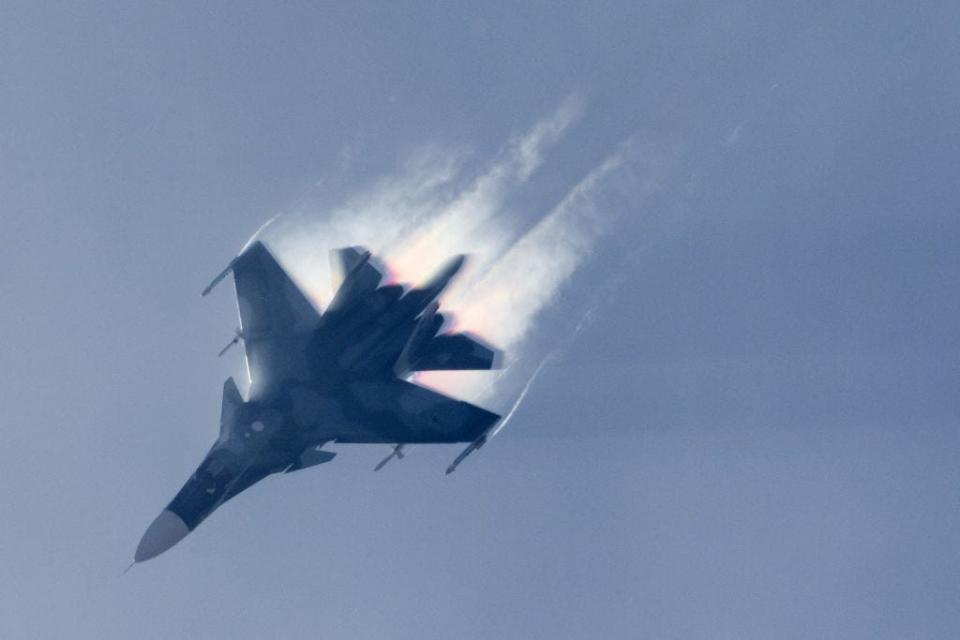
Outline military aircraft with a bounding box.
[133,240,502,564]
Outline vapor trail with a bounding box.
[487,297,600,439]
[260,98,671,412]
[488,354,552,439]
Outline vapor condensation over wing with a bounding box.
[266,98,661,409]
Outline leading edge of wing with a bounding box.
[336,379,501,444]
[231,241,320,338]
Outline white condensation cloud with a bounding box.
[268,95,584,306]
[447,144,632,347]
[417,139,661,404]
[262,98,666,408]
[382,94,586,285]
[267,146,467,304]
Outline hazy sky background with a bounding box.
[2,2,959,638]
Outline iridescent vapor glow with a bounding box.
[264,97,668,409]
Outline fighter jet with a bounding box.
[134,241,502,564]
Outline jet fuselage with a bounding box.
[134,244,499,564]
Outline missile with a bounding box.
[374,444,406,471]
[445,433,487,475]
[445,358,545,474]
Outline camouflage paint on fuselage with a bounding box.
[134,242,501,563]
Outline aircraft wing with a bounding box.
[231,241,320,389]
[336,379,501,444]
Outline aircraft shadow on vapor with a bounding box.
[134,241,503,564]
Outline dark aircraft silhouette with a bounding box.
[134,241,502,564]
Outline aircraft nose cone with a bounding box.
[135,510,190,563]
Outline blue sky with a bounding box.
[1,2,958,638]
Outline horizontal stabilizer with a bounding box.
[410,333,501,372]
